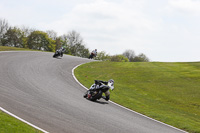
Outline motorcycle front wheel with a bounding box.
[53,53,58,58]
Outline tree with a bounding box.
[77,44,90,58]
[20,26,35,48]
[123,49,135,62]
[46,30,57,40]
[110,55,129,62]
[132,53,150,62]
[27,31,55,51]
[0,19,9,46]
[59,34,70,53]
[66,30,89,57]
[67,30,83,47]
[70,43,89,57]
[20,26,35,37]
[95,51,110,61]
[55,37,62,51]
[3,27,23,47]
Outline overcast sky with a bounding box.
[0,0,200,62]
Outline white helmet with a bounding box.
[108,79,114,90]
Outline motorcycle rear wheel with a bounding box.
[90,91,102,101]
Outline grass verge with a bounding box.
[0,46,34,51]
[74,61,200,133]
[0,110,42,133]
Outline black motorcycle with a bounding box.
[53,47,65,58]
[83,80,114,101]
[84,89,103,101]
[88,53,95,59]
[88,50,97,59]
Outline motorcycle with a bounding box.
[89,50,97,59]
[88,53,96,59]
[53,47,65,58]
[83,80,114,101]
[84,89,103,101]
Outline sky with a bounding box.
[0,0,200,62]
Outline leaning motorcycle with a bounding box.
[88,53,95,59]
[53,48,65,58]
[89,52,97,59]
[83,81,114,101]
[84,88,103,101]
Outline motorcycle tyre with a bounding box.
[53,53,58,58]
[90,91,102,101]
[89,54,94,59]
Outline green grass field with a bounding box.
[0,46,34,51]
[74,61,200,133]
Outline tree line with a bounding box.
[0,18,149,62]
[0,19,89,58]
[94,50,149,62]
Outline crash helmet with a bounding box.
[108,79,114,90]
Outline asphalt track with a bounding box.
[0,51,187,133]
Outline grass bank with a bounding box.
[0,111,42,133]
[0,46,34,51]
[74,61,200,133]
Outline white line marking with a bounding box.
[0,107,49,133]
[72,63,89,90]
[72,63,188,133]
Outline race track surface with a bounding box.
[0,51,186,133]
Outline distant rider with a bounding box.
[89,49,97,59]
[57,46,66,57]
[84,79,114,101]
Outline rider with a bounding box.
[92,49,97,57]
[60,46,66,56]
[57,46,66,57]
[86,79,114,101]
[89,49,97,59]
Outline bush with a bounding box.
[94,51,110,61]
[132,53,150,62]
[110,55,129,62]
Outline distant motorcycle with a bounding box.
[89,49,97,59]
[53,47,65,58]
[89,53,96,59]
[83,80,114,101]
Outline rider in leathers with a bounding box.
[87,79,114,101]
[89,49,97,59]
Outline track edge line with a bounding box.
[0,107,49,133]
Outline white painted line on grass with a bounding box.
[0,107,49,133]
[72,63,188,133]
